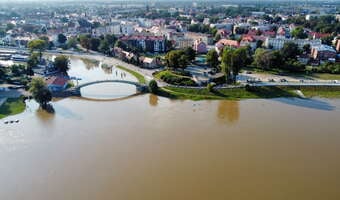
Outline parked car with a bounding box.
[280,79,287,82]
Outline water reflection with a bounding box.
[274,98,335,111]
[79,57,100,70]
[101,64,113,74]
[80,83,137,100]
[36,107,55,123]
[149,94,159,107]
[217,100,240,125]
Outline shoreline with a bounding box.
[156,85,340,101]
[0,97,26,119]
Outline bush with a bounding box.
[207,83,215,92]
[211,74,226,85]
[316,62,340,74]
[155,70,197,86]
[148,80,158,94]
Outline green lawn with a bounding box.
[309,73,340,80]
[300,87,340,98]
[0,97,26,119]
[116,65,146,84]
[159,86,298,101]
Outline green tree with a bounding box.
[281,42,300,60]
[29,77,52,107]
[57,33,67,44]
[221,48,234,83]
[206,49,219,69]
[105,34,117,45]
[53,55,70,73]
[10,64,26,76]
[184,47,196,61]
[256,40,263,49]
[27,53,39,68]
[99,39,110,54]
[67,37,78,49]
[115,40,127,50]
[0,67,5,79]
[28,39,47,61]
[291,27,307,39]
[321,35,333,45]
[254,48,282,70]
[90,38,101,51]
[221,47,249,83]
[79,35,91,51]
[178,54,189,69]
[148,80,158,94]
[165,50,189,69]
[303,44,311,54]
[6,23,15,31]
[214,34,221,42]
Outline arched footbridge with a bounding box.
[67,80,148,96]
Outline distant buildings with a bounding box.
[120,35,166,53]
[185,32,213,45]
[264,38,322,49]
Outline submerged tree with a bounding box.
[29,77,52,108]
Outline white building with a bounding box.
[264,38,322,50]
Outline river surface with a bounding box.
[1,57,340,200]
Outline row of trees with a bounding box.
[287,15,340,35]
[253,42,306,72]
[79,34,117,54]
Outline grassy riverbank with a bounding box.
[158,86,298,100]
[116,65,146,84]
[0,97,26,119]
[300,87,340,98]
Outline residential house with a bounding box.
[185,32,213,45]
[193,39,207,54]
[215,39,240,54]
[45,76,68,92]
[140,57,158,68]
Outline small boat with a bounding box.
[9,120,14,123]
[15,120,19,123]
[4,121,9,124]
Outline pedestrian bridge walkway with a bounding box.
[66,79,148,96]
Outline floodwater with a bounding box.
[1,57,340,200]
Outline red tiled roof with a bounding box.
[309,32,331,39]
[46,76,68,86]
[216,39,240,48]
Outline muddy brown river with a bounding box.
[0,57,340,200]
